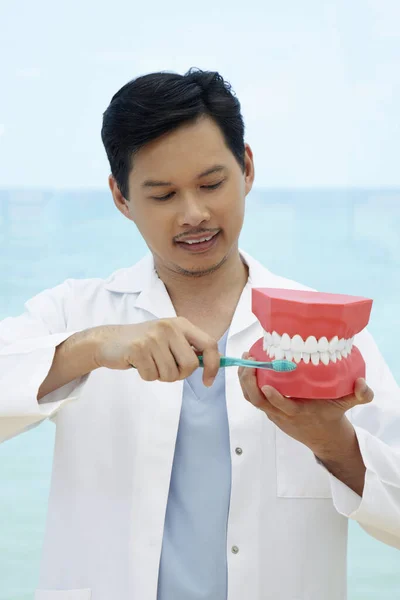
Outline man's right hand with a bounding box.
[92,318,220,387]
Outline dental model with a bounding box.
[249,288,373,399]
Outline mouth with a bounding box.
[249,288,373,399]
[175,230,220,253]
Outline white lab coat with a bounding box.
[0,250,399,600]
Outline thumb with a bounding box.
[353,378,374,405]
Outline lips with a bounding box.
[249,288,373,399]
[175,231,220,253]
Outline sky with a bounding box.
[0,0,399,189]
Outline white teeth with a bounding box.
[293,352,302,364]
[304,336,318,354]
[318,337,329,352]
[263,330,355,365]
[272,331,281,346]
[291,335,304,353]
[185,235,213,244]
[329,336,339,353]
[281,333,291,351]
[284,350,293,361]
[320,352,330,366]
[311,352,320,366]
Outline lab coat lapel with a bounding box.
[111,258,184,599]
[225,281,264,431]
[135,260,178,321]
[228,281,258,338]
[225,250,274,434]
[228,249,274,339]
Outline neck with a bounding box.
[154,246,248,308]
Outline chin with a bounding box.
[174,258,227,277]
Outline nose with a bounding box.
[177,194,211,227]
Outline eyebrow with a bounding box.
[141,165,227,188]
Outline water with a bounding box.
[0,188,399,598]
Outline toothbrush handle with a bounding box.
[198,356,274,369]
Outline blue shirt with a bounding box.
[157,331,231,600]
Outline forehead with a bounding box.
[130,117,235,183]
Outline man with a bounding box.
[0,68,399,600]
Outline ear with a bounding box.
[243,143,255,196]
[109,175,135,223]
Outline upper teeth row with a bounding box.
[185,236,213,244]
[263,331,355,365]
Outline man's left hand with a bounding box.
[238,352,374,458]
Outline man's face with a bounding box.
[111,116,254,277]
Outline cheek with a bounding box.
[133,205,170,237]
[217,184,243,211]
[220,194,245,227]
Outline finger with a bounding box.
[175,318,220,386]
[131,354,160,381]
[200,344,221,387]
[354,378,374,404]
[261,385,300,417]
[151,341,180,382]
[238,356,280,417]
[238,354,263,403]
[237,351,250,379]
[237,351,252,379]
[169,335,201,380]
[337,378,374,410]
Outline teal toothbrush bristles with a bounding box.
[271,359,297,372]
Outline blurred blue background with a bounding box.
[1,0,400,597]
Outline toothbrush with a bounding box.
[197,356,297,372]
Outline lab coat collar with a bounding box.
[103,249,277,335]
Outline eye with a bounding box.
[201,180,224,191]
[151,180,224,201]
[152,192,175,201]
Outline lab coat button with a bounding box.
[235,447,243,455]
[231,545,239,554]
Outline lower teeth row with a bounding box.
[265,347,352,365]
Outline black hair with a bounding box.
[101,67,245,199]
